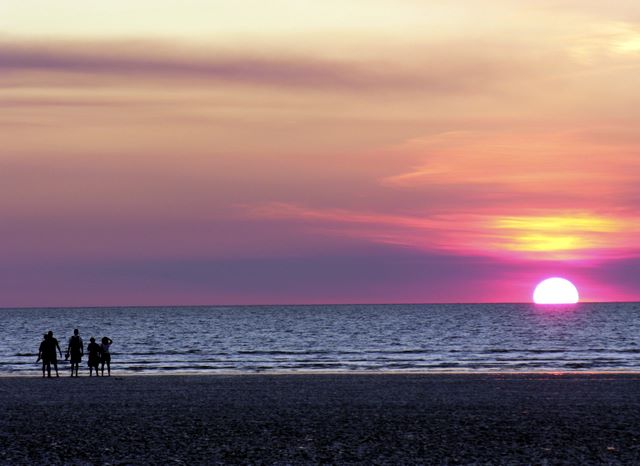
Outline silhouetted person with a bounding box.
[42,331,62,378]
[67,329,84,377]
[87,337,101,377]
[36,333,47,378]
[100,337,113,376]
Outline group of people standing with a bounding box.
[37,330,113,378]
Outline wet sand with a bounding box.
[2,373,640,464]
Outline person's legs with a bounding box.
[41,361,45,378]
[107,361,111,376]
[53,361,59,377]
[101,362,104,376]
[46,362,51,378]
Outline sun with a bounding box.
[533,277,579,304]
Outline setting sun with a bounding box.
[533,278,579,304]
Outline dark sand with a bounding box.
[2,373,640,464]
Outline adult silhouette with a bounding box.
[100,337,113,376]
[87,337,101,376]
[36,333,47,378]
[41,331,62,378]
[67,329,84,377]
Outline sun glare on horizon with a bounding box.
[533,277,579,304]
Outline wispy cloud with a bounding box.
[247,202,640,260]
[380,130,640,205]
[0,39,545,92]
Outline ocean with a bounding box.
[2,303,639,375]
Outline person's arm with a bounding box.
[56,341,62,358]
[80,338,84,356]
[108,338,113,345]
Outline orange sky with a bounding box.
[1,1,640,305]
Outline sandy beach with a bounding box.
[2,373,640,464]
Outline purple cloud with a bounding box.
[0,40,535,92]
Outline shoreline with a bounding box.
[5,368,640,378]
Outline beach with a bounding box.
[2,374,640,464]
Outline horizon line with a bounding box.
[1,300,637,311]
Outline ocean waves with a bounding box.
[2,303,640,375]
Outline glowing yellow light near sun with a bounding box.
[533,278,579,304]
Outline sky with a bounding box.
[2,0,640,306]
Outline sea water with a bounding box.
[1,303,639,375]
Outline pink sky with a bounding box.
[2,1,640,306]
